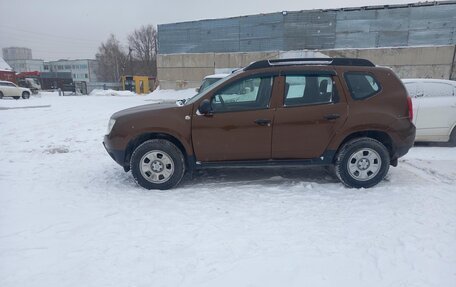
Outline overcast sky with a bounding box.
[0,0,443,61]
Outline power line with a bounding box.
[0,25,103,43]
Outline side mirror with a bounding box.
[198,99,212,115]
[195,87,200,93]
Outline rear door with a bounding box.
[271,71,348,159]
[414,81,455,141]
[192,75,276,162]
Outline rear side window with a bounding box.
[418,82,454,98]
[345,73,380,100]
[284,75,339,107]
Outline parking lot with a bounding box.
[1,93,455,287]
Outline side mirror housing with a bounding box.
[195,87,200,93]
[198,99,212,115]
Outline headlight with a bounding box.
[106,118,116,135]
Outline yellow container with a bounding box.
[121,75,150,94]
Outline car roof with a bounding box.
[0,80,13,84]
[402,79,456,86]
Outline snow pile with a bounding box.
[1,95,455,287]
[89,89,136,97]
[88,88,196,103]
[0,57,12,71]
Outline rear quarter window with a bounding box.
[345,73,381,100]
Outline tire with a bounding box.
[0,91,3,99]
[22,91,30,99]
[130,139,185,190]
[13,96,20,100]
[450,127,456,147]
[335,137,390,188]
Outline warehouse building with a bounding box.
[157,1,456,89]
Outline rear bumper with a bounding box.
[390,120,416,160]
[103,136,126,168]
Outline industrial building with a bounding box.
[157,1,456,89]
[2,47,45,73]
[44,59,99,83]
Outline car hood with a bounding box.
[111,103,177,119]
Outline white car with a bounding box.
[0,80,32,100]
[402,79,456,145]
[196,74,230,93]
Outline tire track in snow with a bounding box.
[400,159,455,185]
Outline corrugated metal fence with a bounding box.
[158,2,456,54]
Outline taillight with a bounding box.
[407,96,413,121]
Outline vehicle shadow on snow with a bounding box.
[414,142,455,148]
[180,167,339,188]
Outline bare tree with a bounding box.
[127,25,157,76]
[96,34,127,82]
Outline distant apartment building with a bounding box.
[44,59,99,83]
[2,47,44,73]
[2,47,32,61]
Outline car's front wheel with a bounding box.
[335,137,390,188]
[0,91,3,99]
[22,91,30,99]
[130,139,185,190]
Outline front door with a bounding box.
[272,73,348,159]
[192,75,275,162]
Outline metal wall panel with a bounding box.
[239,13,284,51]
[284,11,336,50]
[335,32,378,48]
[158,2,456,54]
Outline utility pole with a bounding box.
[128,46,133,75]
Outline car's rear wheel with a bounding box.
[450,127,456,147]
[335,137,390,188]
[13,96,20,100]
[130,139,185,190]
[22,91,30,99]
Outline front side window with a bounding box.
[211,76,273,113]
[200,78,222,92]
[284,75,338,107]
[345,73,380,100]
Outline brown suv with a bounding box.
[103,58,415,190]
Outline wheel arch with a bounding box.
[124,132,190,172]
[333,130,394,162]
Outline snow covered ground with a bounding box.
[0,91,455,287]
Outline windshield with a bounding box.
[200,78,222,92]
[184,71,240,105]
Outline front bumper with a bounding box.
[103,136,126,168]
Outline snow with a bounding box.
[89,87,196,102]
[1,91,455,287]
[204,73,230,79]
[0,58,13,71]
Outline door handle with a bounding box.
[323,113,341,120]
[254,119,271,126]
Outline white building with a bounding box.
[44,59,99,83]
[7,59,44,73]
[2,47,44,73]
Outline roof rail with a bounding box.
[244,57,375,71]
